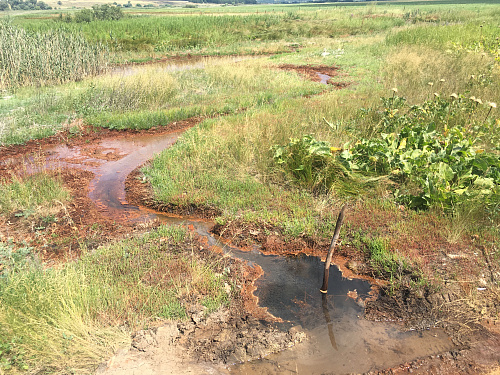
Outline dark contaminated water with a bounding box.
[237,251,370,326]
[228,249,453,374]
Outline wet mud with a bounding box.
[277,64,350,89]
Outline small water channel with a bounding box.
[1,59,455,373]
[12,128,453,374]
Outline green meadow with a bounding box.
[0,0,499,373]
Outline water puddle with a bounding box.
[231,318,452,374]
[316,72,331,84]
[1,110,454,374]
[228,252,453,374]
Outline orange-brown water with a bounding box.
[0,60,455,374]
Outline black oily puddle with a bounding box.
[234,249,370,327]
[230,253,453,374]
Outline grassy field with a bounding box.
[0,56,326,144]
[0,0,499,373]
[0,223,233,372]
[7,0,498,63]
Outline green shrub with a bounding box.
[70,4,124,23]
[272,135,348,192]
[338,95,500,212]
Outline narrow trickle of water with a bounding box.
[1,98,454,375]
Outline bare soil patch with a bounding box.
[277,64,351,88]
[96,242,305,375]
[0,168,129,263]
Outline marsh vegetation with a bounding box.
[0,1,499,373]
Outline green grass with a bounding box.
[0,224,232,373]
[0,57,326,144]
[142,93,372,239]
[364,237,410,278]
[386,19,500,49]
[140,8,499,251]
[1,3,498,241]
[14,8,405,57]
[0,173,70,216]
[6,0,500,64]
[2,2,499,144]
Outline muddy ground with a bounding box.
[278,64,351,89]
[1,122,500,374]
[1,64,499,374]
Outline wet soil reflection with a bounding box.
[322,294,338,350]
[231,318,453,374]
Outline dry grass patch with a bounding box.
[384,46,496,103]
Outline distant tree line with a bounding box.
[0,0,51,11]
[58,4,124,23]
[189,0,257,4]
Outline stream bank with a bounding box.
[1,60,499,374]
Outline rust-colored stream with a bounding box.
[1,60,456,374]
[12,127,453,374]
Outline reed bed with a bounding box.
[0,23,109,89]
[20,10,405,54]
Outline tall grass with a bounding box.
[69,57,326,128]
[18,10,405,55]
[0,57,326,144]
[0,172,69,216]
[382,46,499,104]
[8,2,500,62]
[0,225,232,373]
[386,22,500,50]
[141,11,500,239]
[0,22,108,89]
[383,17,500,104]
